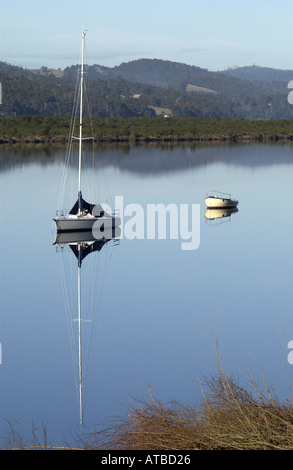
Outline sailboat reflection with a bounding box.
[205,207,239,225]
[53,227,120,425]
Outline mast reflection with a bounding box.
[53,228,120,425]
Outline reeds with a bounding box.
[3,342,293,450]
[94,387,293,450]
[84,341,293,451]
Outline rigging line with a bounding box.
[56,251,79,384]
[82,246,106,380]
[83,46,111,204]
[84,55,112,206]
[83,41,95,138]
[58,251,76,348]
[87,243,109,347]
[93,151,111,206]
[83,58,99,203]
[80,250,99,384]
[64,248,81,377]
[86,244,114,374]
[101,150,113,204]
[85,243,116,372]
[58,76,80,210]
[84,60,94,137]
[76,60,98,203]
[58,139,73,210]
[59,75,79,197]
[93,244,114,312]
[81,144,95,202]
[57,249,73,327]
[92,138,97,203]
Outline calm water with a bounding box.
[1,141,293,445]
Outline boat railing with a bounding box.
[205,190,232,199]
[56,209,69,218]
[55,243,70,253]
[56,209,120,218]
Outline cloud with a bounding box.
[205,36,280,54]
[178,48,208,54]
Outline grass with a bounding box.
[87,341,293,451]
[2,340,293,450]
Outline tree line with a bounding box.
[1,115,293,144]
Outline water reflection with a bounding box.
[205,207,239,225]
[2,141,293,175]
[53,228,120,425]
[3,142,293,444]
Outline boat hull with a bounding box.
[205,196,238,209]
[53,215,121,233]
[53,227,121,245]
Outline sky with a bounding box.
[1,0,293,71]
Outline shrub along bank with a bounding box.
[1,116,293,144]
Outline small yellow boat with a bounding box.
[205,190,238,209]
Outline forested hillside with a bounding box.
[1,59,293,119]
[222,65,293,82]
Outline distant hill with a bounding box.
[1,59,293,119]
[221,65,293,83]
[62,59,287,96]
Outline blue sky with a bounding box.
[1,0,293,71]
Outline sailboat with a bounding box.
[53,32,121,233]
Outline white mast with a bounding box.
[78,32,86,214]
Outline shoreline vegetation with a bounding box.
[3,345,293,450]
[1,116,293,145]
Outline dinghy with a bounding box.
[205,190,238,209]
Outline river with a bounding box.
[1,141,293,447]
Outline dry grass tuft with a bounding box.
[4,340,293,450]
[86,340,293,451]
[91,377,293,451]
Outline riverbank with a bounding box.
[4,373,293,451]
[1,116,293,144]
[3,349,293,450]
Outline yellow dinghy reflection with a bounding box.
[204,206,239,225]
